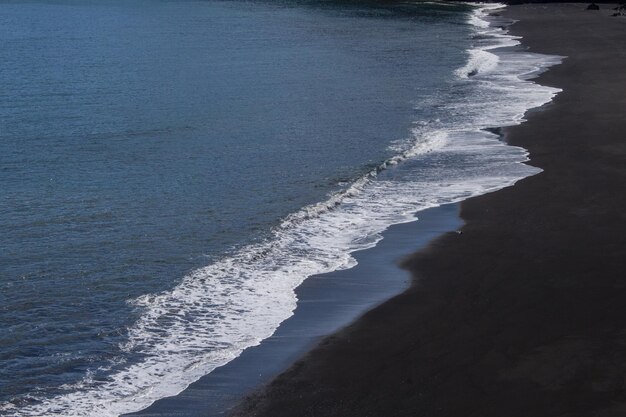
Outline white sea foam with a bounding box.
[0,4,563,417]
[456,48,500,78]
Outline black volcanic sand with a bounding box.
[231,4,626,417]
[126,204,461,417]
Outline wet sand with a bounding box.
[231,4,626,416]
[126,205,461,417]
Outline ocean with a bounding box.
[0,1,560,416]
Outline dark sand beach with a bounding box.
[231,4,626,416]
[126,205,461,417]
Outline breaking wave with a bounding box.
[0,3,563,416]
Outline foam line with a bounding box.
[0,4,563,416]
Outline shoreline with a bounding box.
[231,3,626,416]
[126,204,462,417]
[2,3,561,415]
[126,5,553,415]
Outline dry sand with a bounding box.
[231,4,626,416]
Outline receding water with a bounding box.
[0,1,560,416]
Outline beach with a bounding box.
[231,4,626,417]
[5,3,553,415]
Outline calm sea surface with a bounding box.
[0,1,559,415]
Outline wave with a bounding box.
[0,3,563,417]
[456,48,500,77]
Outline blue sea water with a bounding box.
[0,1,561,415]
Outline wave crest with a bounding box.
[456,48,500,78]
[1,3,564,417]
